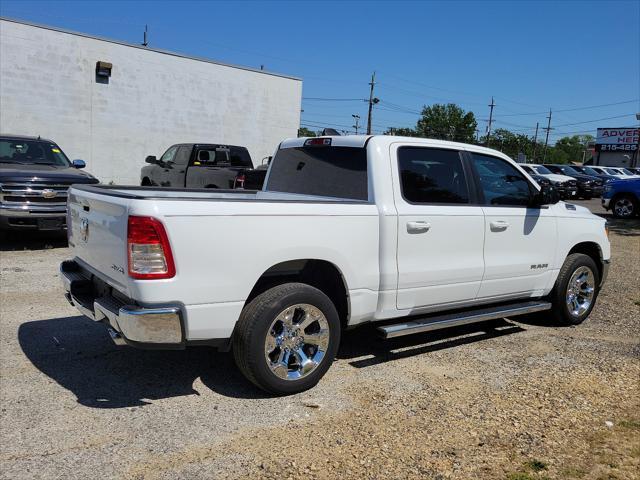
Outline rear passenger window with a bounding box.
[398,147,469,204]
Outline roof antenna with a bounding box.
[37,135,41,140]
[142,24,148,47]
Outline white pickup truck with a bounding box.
[61,135,610,394]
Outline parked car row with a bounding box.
[2,132,639,233]
[519,162,640,201]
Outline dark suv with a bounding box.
[542,164,603,199]
[0,135,99,231]
[141,143,254,189]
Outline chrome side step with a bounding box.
[378,301,552,339]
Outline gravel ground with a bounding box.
[1,201,638,480]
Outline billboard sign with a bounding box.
[595,127,639,152]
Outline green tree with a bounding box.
[485,128,541,161]
[547,135,594,164]
[415,104,477,143]
[297,127,316,138]
[384,127,418,137]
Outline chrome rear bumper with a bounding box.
[60,260,184,348]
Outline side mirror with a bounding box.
[145,155,157,164]
[535,183,560,206]
[72,159,86,169]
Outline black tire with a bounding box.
[549,253,600,326]
[233,283,341,395]
[583,195,592,200]
[611,194,637,218]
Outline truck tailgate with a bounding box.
[67,187,131,293]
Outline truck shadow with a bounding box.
[600,215,640,236]
[339,319,526,368]
[18,315,267,407]
[0,230,68,251]
[19,316,527,407]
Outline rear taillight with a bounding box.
[127,216,175,279]
[235,173,246,189]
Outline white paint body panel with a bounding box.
[66,136,610,341]
[478,206,557,298]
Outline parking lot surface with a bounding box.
[1,201,639,479]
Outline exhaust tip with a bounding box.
[107,328,126,346]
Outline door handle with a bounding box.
[407,221,431,233]
[490,220,510,231]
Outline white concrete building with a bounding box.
[0,18,302,184]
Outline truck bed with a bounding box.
[66,184,381,340]
[72,184,369,204]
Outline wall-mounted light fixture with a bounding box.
[95,61,112,78]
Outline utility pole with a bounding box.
[543,109,553,162]
[366,71,379,135]
[634,113,640,168]
[142,25,148,47]
[486,96,495,146]
[352,114,361,135]
[532,122,539,162]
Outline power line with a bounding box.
[554,99,639,113]
[553,113,636,128]
[302,97,366,102]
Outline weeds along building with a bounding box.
[0,17,302,184]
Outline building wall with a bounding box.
[594,151,638,168]
[0,19,302,184]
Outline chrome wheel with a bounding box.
[264,304,330,381]
[565,266,595,317]
[614,198,634,217]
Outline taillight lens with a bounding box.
[127,216,176,279]
[235,173,246,189]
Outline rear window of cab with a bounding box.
[265,146,368,201]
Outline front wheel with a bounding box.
[233,283,340,395]
[549,253,600,326]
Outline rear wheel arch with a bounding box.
[245,259,350,328]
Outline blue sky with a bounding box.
[1,0,638,142]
